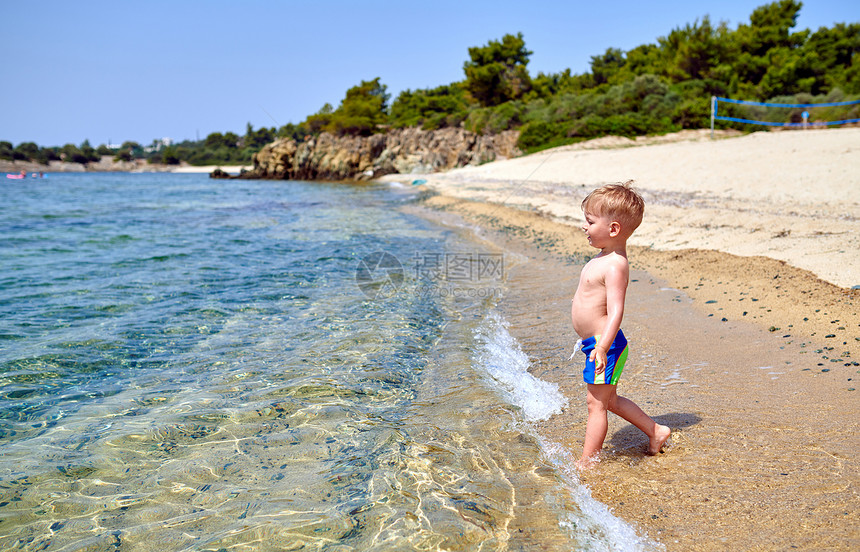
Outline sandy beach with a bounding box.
[394,127,860,289]
[170,164,251,174]
[390,127,859,551]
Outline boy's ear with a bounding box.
[609,221,622,237]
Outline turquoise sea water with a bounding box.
[0,174,654,551]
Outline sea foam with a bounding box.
[472,311,567,421]
[472,310,662,551]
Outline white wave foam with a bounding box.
[472,311,567,421]
[473,310,662,551]
[540,437,664,551]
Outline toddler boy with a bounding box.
[570,181,671,468]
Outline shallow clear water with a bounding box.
[0,174,653,551]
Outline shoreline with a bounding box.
[406,194,859,551]
[169,164,251,174]
[0,159,250,174]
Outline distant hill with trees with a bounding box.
[3,0,857,166]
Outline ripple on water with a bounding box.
[0,175,641,550]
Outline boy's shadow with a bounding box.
[607,412,701,454]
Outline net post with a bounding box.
[710,96,716,139]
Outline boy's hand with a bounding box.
[589,349,607,375]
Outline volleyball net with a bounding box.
[710,95,860,135]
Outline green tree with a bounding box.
[465,100,527,134]
[222,132,240,148]
[245,123,276,149]
[464,33,533,106]
[80,139,100,162]
[739,0,804,56]
[731,0,806,94]
[389,83,470,129]
[303,103,334,135]
[623,44,662,79]
[114,150,133,162]
[297,79,391,137]
[278,122,310,142]
[590,47,626,85]
[42,147,61,162]
[524,69,594,100]
[13,142,43,163]
[656,17,730,82]
[60,143,88,164]
[205,132,228,149]
[0,141,14,160]
[161,145,180,165]
[792,22,860,94]
[324,77,390,136]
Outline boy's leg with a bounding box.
[608,393,672,455]
[580,383,614,465]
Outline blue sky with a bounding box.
[2,0,857,147]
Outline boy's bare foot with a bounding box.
[647,424,671,455]
[575,454,599,471]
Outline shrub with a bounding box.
[517,120,574,151]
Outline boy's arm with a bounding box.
[590,259,629,373]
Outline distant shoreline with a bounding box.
[169,165,251,174]
[0,157,250,175]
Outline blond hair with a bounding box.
[581,180,644,236]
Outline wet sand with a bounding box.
[402,184,859,550]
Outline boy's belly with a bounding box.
[571,298,607,339]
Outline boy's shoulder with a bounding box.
[589,251,629,270]
[585,251,629,282]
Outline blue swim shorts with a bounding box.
[580,330,628,385]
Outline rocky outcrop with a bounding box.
[209,168,232,179]
[245,127,521,180]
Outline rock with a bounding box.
[244,127,521,181]
[210,168,231,179]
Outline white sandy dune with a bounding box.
[396,128,860,289]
